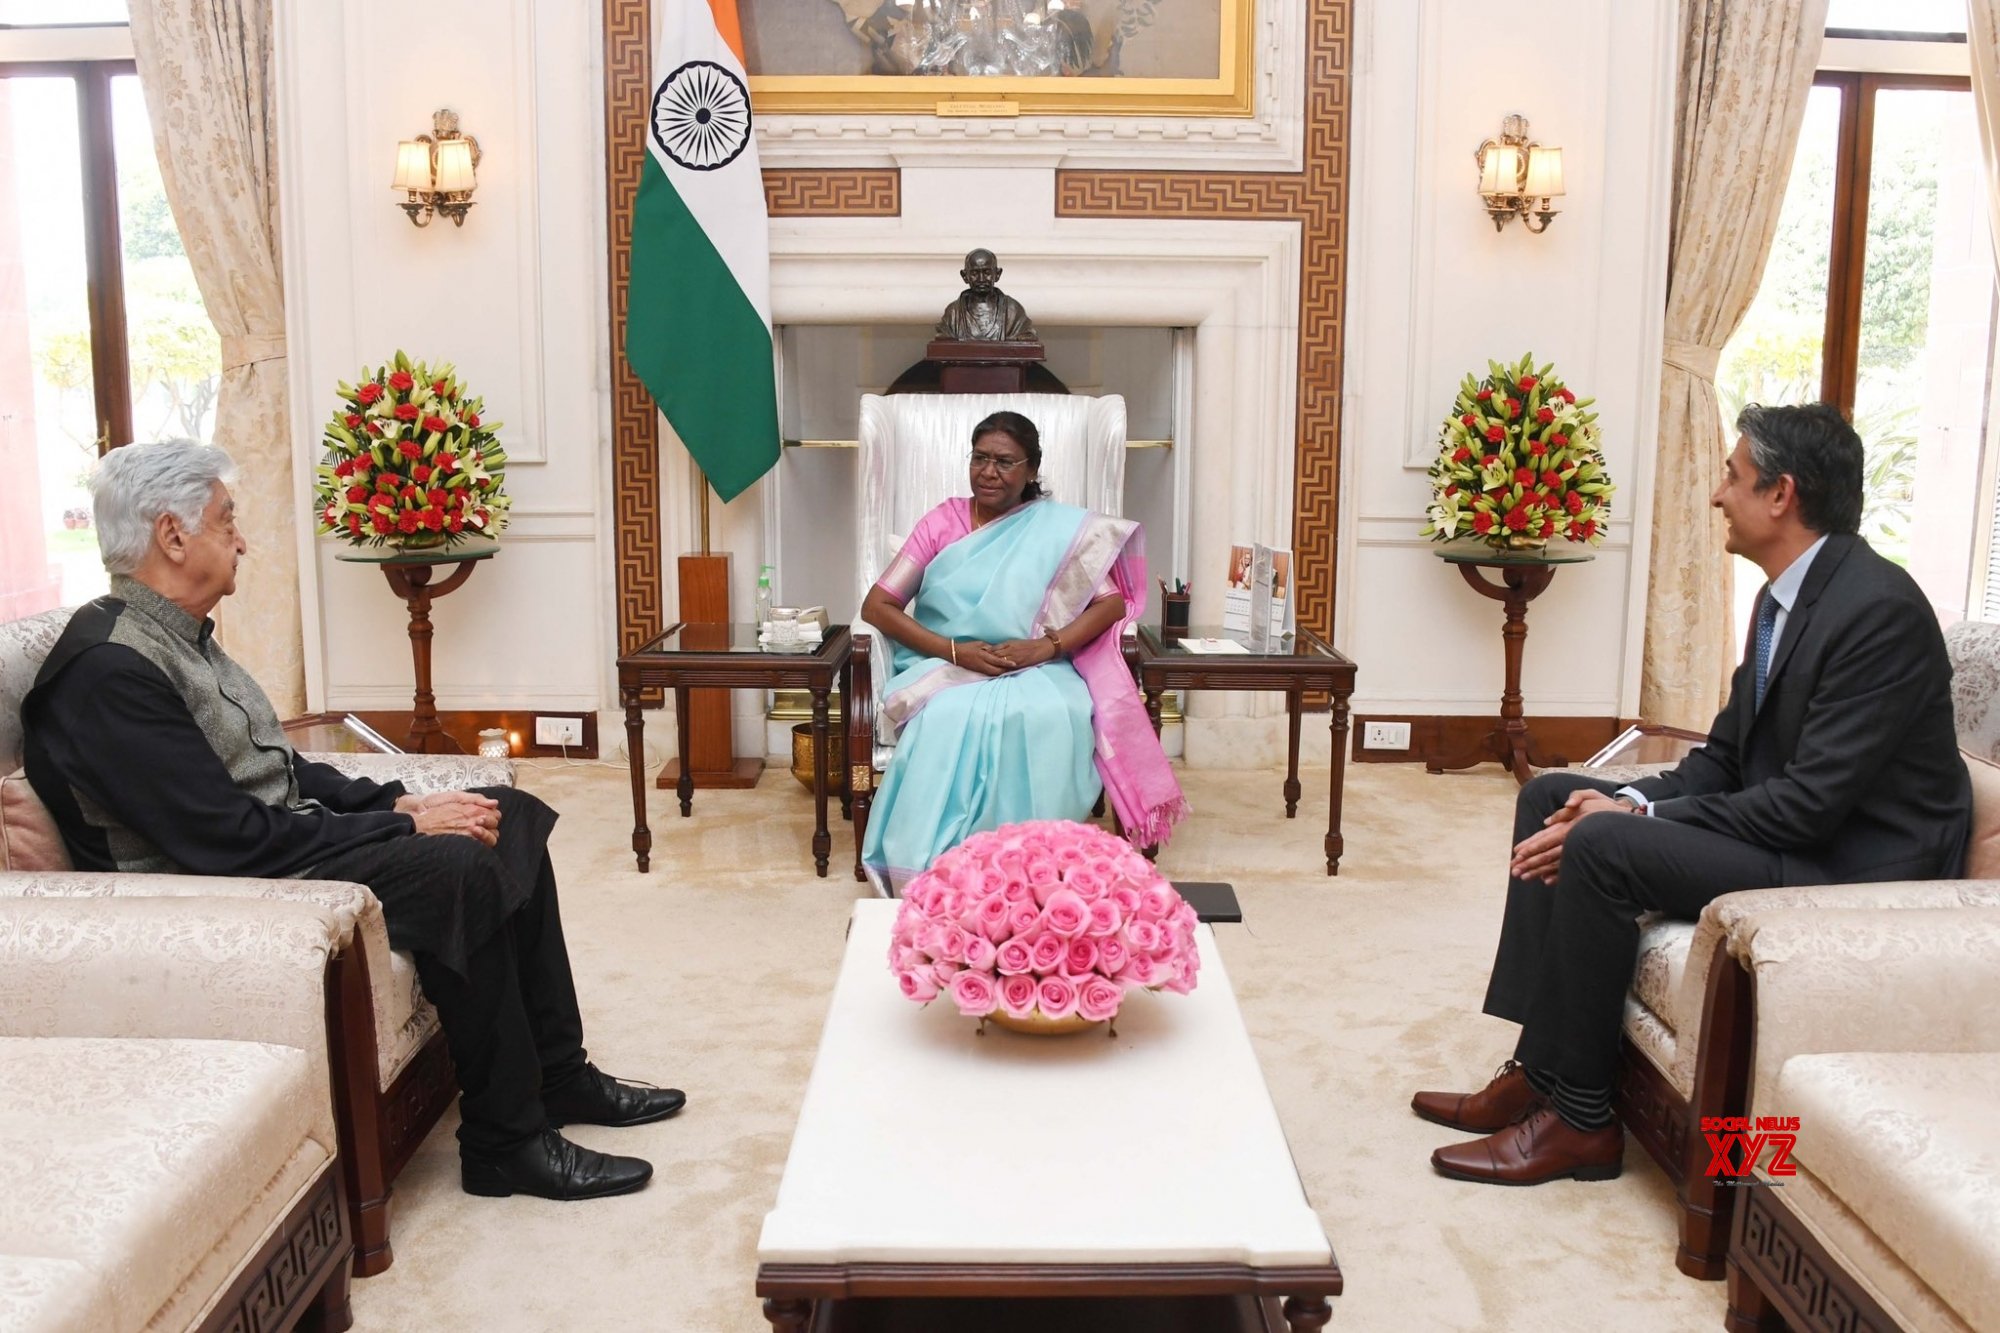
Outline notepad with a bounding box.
[1179,637,1249,654]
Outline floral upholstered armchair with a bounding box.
[0,605,515,1277]
[1575,618,2000,1280]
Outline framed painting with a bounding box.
[740,0,1256,117]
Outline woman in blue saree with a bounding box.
[858,412,1186,892]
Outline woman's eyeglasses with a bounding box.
[969,450,1027,474]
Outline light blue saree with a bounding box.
[861,501,1104,890]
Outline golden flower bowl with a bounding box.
[984,1009,1108,1037]
[788,723,848,795]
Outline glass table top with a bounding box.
[331,538,500,566]
[1433,539,1596,567]
[1137,624,1344,660]
[630,622,846,657]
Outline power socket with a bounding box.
[1362,721,1412,750]
[534,715,585,747]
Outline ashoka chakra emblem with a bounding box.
[651,60,752,171]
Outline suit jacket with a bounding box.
[1630,532,1970,885]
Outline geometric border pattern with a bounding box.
[1058,0,1351,644]
[764,169,902,218]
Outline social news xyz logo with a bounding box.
[1701,1115,1799,1182]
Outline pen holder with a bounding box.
[1161,592,1191,637]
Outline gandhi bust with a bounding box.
[934,248,1037,342]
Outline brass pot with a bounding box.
[985,1009,1107,1037]
[789,722,848,795]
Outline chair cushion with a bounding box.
[0,769,71,872]
[1780,1051,2000,1333]
[1631,916,1694,1028]
[0,608,73,773]
[381,944,441,1085]
[0,1036,330,1333]
[0,1255,115,1333]
[1960,749,2000,878]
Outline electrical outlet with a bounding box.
[534,715,585,747]
[1362,721,1411,750]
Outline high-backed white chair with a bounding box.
[847,391,1128,880]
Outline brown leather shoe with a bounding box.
[1411,1060,1547,1134]
[1430,1106,1624,1185]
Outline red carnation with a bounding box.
[366,422,383,437]
[1476,388,1493,401]
[438,453,459,472]
[345,485,367,503]
[1567,520,1584,539]
[413,464,432,482]
[1485,426,1505,443]
[428,488,448,507]
[1444,484,1459,497]
[465,412,480,428]
[371,514,392,533]
[1566,491,1585,515]
[1518,376,1538,390]
[1528,440,1547,456]
[1505,398,1521,415]
[1556,387,1575,403]
[425,509,445,531]
[388,370,414,391]
[346,514,363,534]
[1504,506,1530,531]
[1514,467,1535,485]
[333,459,352,477]
[1460,414,1477,428]
[422,414,448,433]
[433,379,449,396]
[1542,469,1561,488]
[1536,407,1555,424]
[377,473,398,492]
[448,515,464,532]
[1473,512,1495,534]
[356,382,383,405]
[401,485,419,502]
[393,403,420,422]
[369,495,392,511]
[1582,518,1598,538]
[1550,433,1569,447]
[344,413,364,430]
[398,511,421,534]
[397,441,421,459]
[1540,519,1556,538]
[1451,446,1472,463]
[1482,454,1500,468]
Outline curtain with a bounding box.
[1641,0,1827,729]
[1969,3,2000,267]
[128,0,302,715]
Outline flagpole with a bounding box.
[697,467,711,556]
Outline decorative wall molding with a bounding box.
[1056,0,1351,649]
[763,169,901,218]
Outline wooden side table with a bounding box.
[1130,625,1356,875]
[1425,543,1594,784]
[617,623,854,877]
[334,539,499,754]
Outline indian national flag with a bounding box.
[627,0,778,502]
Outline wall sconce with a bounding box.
[392,108,480,228]
[1475,113,1563,234]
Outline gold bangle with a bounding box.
[949,640,958,667]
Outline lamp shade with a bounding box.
[392,140,431,191]
[1479,144,1521,196]
[433,139,476,194]
[1524,146,1564,199]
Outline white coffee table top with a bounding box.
[756,900,1335,1267]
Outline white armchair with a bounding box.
[0,605,514,1277]
[846,392,1128,880]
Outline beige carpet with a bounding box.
[349,759,1727,1331]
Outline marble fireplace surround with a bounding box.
[661,198,1316,768]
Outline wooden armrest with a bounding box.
[849,632,876,783]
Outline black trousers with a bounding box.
[1481,773,1784,1088]
[313,789,588,1155]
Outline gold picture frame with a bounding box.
[746,0,1256,118]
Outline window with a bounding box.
[1,13,218,616]
[1825,0,1965,39]
[1718,41,1994,633]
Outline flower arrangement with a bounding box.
[1420,353,1615,550]
[313,351,510,549]
[888,819,1201,1029]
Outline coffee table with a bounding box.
[616,623,853,876]
[755,901,1342,1331]
[1130,625,1356,875]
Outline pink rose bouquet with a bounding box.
[888,819,1202,1025]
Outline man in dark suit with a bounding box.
[1413,402,1970,1185]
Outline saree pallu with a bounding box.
[861,500,1187,890]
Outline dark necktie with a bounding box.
[1753,592,1780,710]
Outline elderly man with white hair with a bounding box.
[22,440,682,1201]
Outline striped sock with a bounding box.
[1523,1065,1615,1132]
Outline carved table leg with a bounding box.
[674,684,694,817]
[811,684,831,878]
[1327,687,1350,876]
[623,684,651,873]
[1283,1293,1333,1332]
[1145,685,1164,736]
[762,1297,812,1332]
[1284,687,1303,818]
[1724,1261,1786,1332]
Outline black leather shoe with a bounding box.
[543,1063,687,1128]
[462,1127,653,1200]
